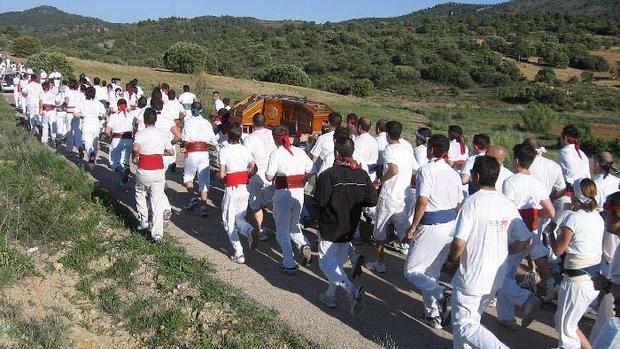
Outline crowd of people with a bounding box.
[9,63,620,349]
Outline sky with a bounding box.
[3,0,506,23]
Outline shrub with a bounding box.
[10,35,42,57]
[162,42,217,74]
[257,64,311,87]
[521,103,556,133]
[352,79,374,97]
[520,82,567,105]
[535,68,558,84]
[394,66,420,83]
[581,71,594,82]
[26,51,75,81]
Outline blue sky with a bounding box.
[4,0,506,23]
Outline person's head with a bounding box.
[357,117,371,134]
[604,191,620,235]
[335,137,355,159]
[471,155,500,190]
[84,86,96,100]
[594,151,618,178]
[561,125,584,159]
[375,118,387,135]
[150,98,164,112]
[126,83,134,94]
[68,80,78,90]
[160,82,169,93]
[512,143,536,170]
[168,89,176,100]
[346,113,358,127]
[212,90,220,100]
[252,113,265,128]
[522,137,540,150]
[385,121,402,143]
[228,122,243,144]
[191,101,203,117]
[328,112,342,129]
[151,88,162,102]
[93,77,100,86]
[107,84,113,92]
[333,126,350,141]
[415,127,432,146]
[487,145,508,165]
[183,85,190,93]
[472,134,491,154]
[101,80,107,87]
[117,98,128,112]
[143,107,157,126]
[217,107,229,119]
[137,96,147,109]
[131,78,138,86]
[572,178,598,212]
[223,97,230,106]
[42,81,50,91]
[427,134,450,160]
[448,125,464,141]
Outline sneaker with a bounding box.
[163,209,172,222]
[520,295,541,328]
[440,290,452,327]
[301,245,312,266]
[137,221,149,230]
[257,229,269,241]
[350,253,364,280]
[184,197,200,211]
[421,315,443,330]
[365,260,387,274]
[200,205,209,217]
[152,236,163,244]
[397,242,409,255]
[319,293,337,309]
[497,319,520,331]
[280,264,298,275]
[248,230,258,251]
[349,286,365,315]
[230,255,245,264]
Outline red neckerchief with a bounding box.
[273,133,293,155]
[335,156,361,170]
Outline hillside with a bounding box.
[0,5,111,33]
[494,0,620,17]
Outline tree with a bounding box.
[162,41,217,74]
[352,79,374,97]
[521,103,556,133]
[257,64,311,87]
[27,51,74,80]
[10,35,42,57]
[535,68,558,84]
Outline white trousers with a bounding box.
[591,293,615,343]
[182,152,210,192]
[452,290,509,349]
[135,169,166,240]
[593,317,620,349]
[373,196,410,242]
[318,239,355,297]
[273,189,308,268]
[26,104,38,133]
[40,110,57,143]
[554,277,598,349]
[404,221,454,317]
[13,90,21,109]
[55,112,68,139]
[82,130,99,161]
[497,250,532,321]
[221,185,253,257]
[109,138,133,170]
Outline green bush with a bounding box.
[162,42,217,74]
[394,66,420,83]
[26,51,75,81]
[521,103,556,133]
[352,79,374,97]
[581,71,594,82]
[535,68,558,84]
[520,82,567,105]
[10,35,42,57]
[257,64,311,87]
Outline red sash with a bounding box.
[185,141,209,153]
[112,132,133,139]
[519,208,540,231]
[138,154,164,170]
[225,171,249,187]
[452,160,465,170]
[275,175,305,189]
[563,187,574,198]
[42,104,55,111]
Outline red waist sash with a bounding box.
[451,160,465,170]
[138,154,164,170]
[275,175,305,189]
[225,171,249,187]
[112,132,133,139]
[519,208,540,231]
[185,141,209,153]
[42,104,55,111]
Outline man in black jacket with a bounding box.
[315,136,378,314]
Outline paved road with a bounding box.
[6,95,583,348]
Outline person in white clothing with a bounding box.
[593,152,620,208]
[311,112,341,174]
[223,97,232,111]
[212,90,225,115]
[49,69,61,88]
[403,134,463,329]
[132,108,174,243]
[131,79,144,98]
[93,77,107,106]
[133,97,148,132]
[354,117,379,181]
[38,81,61,145]
[448,125,469,171]
[559,125,591,188]
[549,178,604,349]
[460,134,490,190]
[265,126,313,274]
[375,119,388,178]
[18,74,29,113]
[161,89,185,126]
[414,127,432,167]
[448,155,532,348]
[12,73,21,111]
[23,76,43,134]
[76,86,107,167]
[243,113,277,241]
[123,83,138,109]
[181,102,217,217]
[65,80,85,154]
[178,85,197,111]
[486,145,514,192]
[105,99,136,188]
[219,123,258,264]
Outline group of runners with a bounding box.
[10,65,620,349]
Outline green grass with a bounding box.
[0,303,69,349]
[98,286,122,314]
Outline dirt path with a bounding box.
[5,95,576,349]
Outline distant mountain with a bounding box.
[0,5,112,33]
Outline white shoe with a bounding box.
[421,315,443,330]
[365,260,386,274]
[137,221,149,230]
[230,255,245,264]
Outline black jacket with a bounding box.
[314,165,378,242]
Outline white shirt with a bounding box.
[182,115,216,144]
[354,132,379,167]
[448,139,469,163]
[178,92,197,105]
[40,90,59,106]
[417,159,463,211]
[376,132,388,165]
[135,107,147,132]
[594,173,620,210]
[311,130,335,162]
[94,86,107,101]
[243,128,277,178]
[496,166,514,192]
[214,99,225,114]
[161,100,184,122]
[502,173,548,210]
[220,143,254,175]
[414,144,429,167]
[266,146,313,189]
[452,189,532,295]
[76,99,106,133]
[380,140,416,200]
[561,209,604,263]
[123,91,138,107]
[530,155,565,196]
[461,153,485,177]
[558,144,590,186]
[24,81,43,105]
[66,89,84,108]
[107,111,135,134]
[134,126,172,155]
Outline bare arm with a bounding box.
[170,126,182,145]
[448,238,466,262]
[406,196,429,239]
[219,166,226,180]
[539,198,555,218]
[460,173,470,185]
[131,143,140,164]
[552,226,574,256]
